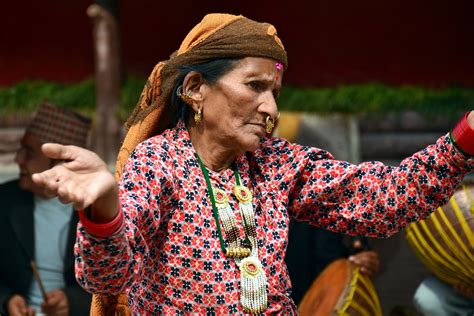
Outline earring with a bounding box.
[265,115,275,134]
[194,109,202,125]
[177,85,193,105]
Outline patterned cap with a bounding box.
[25,102,92,147]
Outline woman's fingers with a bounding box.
[54,175,95,209]
[32,168,61,198]
[41,143,77,161]
[57,185,74,204]
[32,166,77,201]
[31,144,117,211]
[60,184,92,210]
[42,143,99,172]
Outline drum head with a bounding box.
[298,259,382,316]
[298,259,351,315]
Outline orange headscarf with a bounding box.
[116,13,287,178]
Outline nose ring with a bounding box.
[265,116,275,134]
[265,113,280,134]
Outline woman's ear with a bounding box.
[182,71,205,111]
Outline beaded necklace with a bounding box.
[197,156,268,313]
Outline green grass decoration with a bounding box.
[1,78,472,121]
[278,84,473,116]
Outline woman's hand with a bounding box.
[32,143,119,221]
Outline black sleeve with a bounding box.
[0,283,14,315]
[63,285,92,316]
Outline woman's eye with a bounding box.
[248,81,264,91]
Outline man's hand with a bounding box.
[41,289,69,316]
[7,294,35,316]
[348,250,380,278]
[348,239,380,278]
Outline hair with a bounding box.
[171,58,240,126]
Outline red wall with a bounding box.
[1,1,95,84]
[2,0,473,88]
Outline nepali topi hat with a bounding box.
[25,102,92,148]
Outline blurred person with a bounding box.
[30,14,473,314]
[0,103,92,316]
[413,276,474,316]
[285,223,379,305]
[406,181,474,316]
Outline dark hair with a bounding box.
[171,58,240,126]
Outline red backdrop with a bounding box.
[1,0,473,87]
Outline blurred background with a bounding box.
[2,0,474,86]
[1,0,473,314]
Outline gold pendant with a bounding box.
[214,188,229,205]
[234,185,253,203]
[239,256,268,313]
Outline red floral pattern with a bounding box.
[75,122,472,315]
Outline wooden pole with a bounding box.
[87,3,121,165]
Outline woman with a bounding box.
[32,13,473,314]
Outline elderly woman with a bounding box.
[32,13,473,314]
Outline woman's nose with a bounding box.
[259,92,279,118]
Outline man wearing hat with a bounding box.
[0,103,92,316]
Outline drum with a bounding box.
[90,293,131,316]
[405,183,474,291]
[298,258,382,316]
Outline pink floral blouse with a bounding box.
[75,122,472,315]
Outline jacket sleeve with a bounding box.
[268,133,472,238]
[75,138,174,294]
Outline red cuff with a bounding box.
[78,207,124,238]
[451,112,474,157]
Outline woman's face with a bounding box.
[199,57,283,153]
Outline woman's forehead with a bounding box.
[235,57,280,72]
[231,57,283,79]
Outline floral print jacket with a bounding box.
[75,122,472,315]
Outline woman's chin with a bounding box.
[240,136,263,153]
